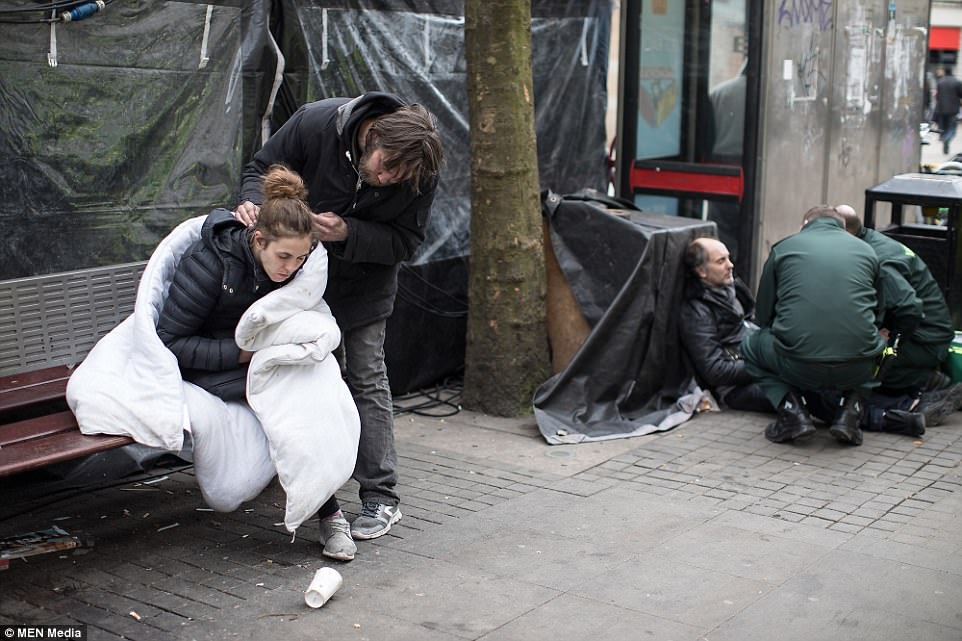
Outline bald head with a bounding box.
[834,204,862,234]
[684,237,734,287]
[802,204,845,228]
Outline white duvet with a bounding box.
[65,215,360,533]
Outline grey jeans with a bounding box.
[338,319,399,506]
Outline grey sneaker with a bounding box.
[350,502,402,540]
[319,513,356,561]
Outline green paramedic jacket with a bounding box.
[859,227,954,346]
[754,216,921,363]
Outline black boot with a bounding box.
[829,393,864,445]
[765,392,816,443]
[924,370,953,392]
[879,409,926,437]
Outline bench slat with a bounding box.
[0,431,134,477]
[1,411,79,447]
[0,366,72,414]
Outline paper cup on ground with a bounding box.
[305,567,343,608]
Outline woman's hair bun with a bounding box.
[262,164,308,202]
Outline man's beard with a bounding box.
[357,154,378,186]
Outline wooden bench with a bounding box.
[0,366,133,477]
[0,263,146,477]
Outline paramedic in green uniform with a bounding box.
[836,205,955,393]
[836,204,962,426]
[741,206,920,446]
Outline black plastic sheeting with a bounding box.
[0,1,262,279]
[0,0,610,279]
[385,256,467,395]
[534,191,716,444]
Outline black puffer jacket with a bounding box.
[239,92,438,331]
[678,277,756,391]
[156,209,281,379]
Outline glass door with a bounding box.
[616,0,760,276]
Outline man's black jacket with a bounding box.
[679,277,756,392]
[239,92,438,331]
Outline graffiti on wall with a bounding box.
[778,0,833,32]
[794,31,820,101]
[784,29,822,106]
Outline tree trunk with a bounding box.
[462,0,550,416]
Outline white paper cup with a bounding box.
[304,567,343,608]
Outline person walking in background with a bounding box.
[934,66,962,155]
[235,92,444,541]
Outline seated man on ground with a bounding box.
[836,204,962,426]
[679,237,771,413]
[741,205,922,446]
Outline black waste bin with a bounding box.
[864,173,962,327]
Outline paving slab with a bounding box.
[477,593,704,641]
[652,521,835,584]
[570,552,772,629]
[707,600,962,641]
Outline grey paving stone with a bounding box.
[548,477,613,496]
[811,508,847,522]
[653,521,834,584]
[828,523,864,534]
[876,512,913,526]
[852,507,889,520]
[183,606,465,641]
[839,514,874,527]
[572,552,771,629]
[784,503,820,517]
[422,525,637,592]
[477,593,704,641]
[706,596,962,641]
[703,488,737,500]
[779,550,962,630]
[798,516,833,529]
[743,504,781,518]
[717,498,756,512]
[343,551,560,639]
[711,510,852,548]
[890,533,931,547]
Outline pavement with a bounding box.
[0,386,961,641]
[921,124,961,170]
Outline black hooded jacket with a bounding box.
[678,277,757,392]
[156,209,282,378]
[239,92,438,331]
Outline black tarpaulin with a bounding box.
[0,1,263,279]
[0,0,609,279]
[534,191,716,444]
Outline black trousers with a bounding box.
[723,384,773,413]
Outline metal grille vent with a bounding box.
[0,263,147,376]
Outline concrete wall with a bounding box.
[755,0,929,271]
